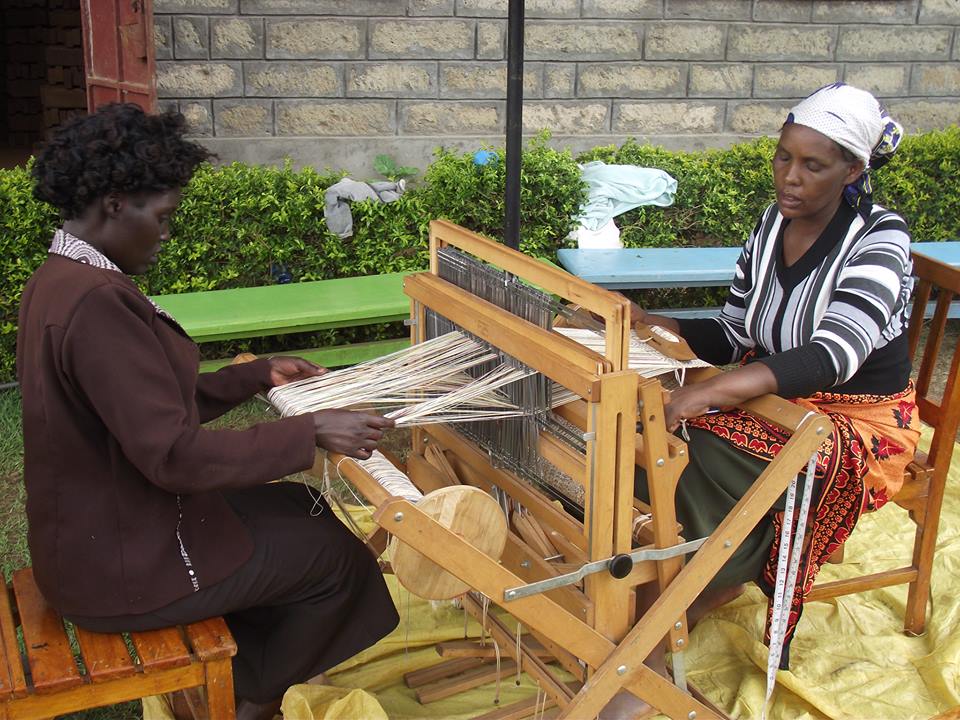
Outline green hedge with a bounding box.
[2,127,958,383]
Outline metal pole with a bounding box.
[504,0,524,250]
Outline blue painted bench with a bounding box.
[558,241,960,318]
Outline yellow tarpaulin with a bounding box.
[146,430,960,719]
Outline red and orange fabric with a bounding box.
[688,384,920,666]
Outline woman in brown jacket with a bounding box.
[17,104,399,720]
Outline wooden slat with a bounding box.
[807,567,918,601]
[472,692,559,720]
[415,660,518,704]
[73,627,136,683]
[0,582,27,698]
[437,638,553,660]
[12,568,83,695]
[183,617,236,662]
[4,663,205,720]
[129,627,191,673]
[403,657,485,688]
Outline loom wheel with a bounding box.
[389,485,507,600]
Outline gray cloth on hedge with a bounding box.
[576,160,677,231]
[323,178,405,238]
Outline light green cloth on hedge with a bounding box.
[577,160,677,231]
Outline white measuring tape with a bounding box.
[762,448,819,720]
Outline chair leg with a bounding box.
[205,658,237,720]
[904,520,934,636]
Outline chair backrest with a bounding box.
[906,251,960,476]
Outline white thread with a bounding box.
[554,326,710,379]
[492,638,502,705]
[338,451,423,504]
[515,622,523,686]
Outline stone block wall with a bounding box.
[153,0,960,174]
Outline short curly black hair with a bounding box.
[32,103,213,219]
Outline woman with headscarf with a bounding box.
[633,83,920,667]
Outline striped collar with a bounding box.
[49,228,180,325]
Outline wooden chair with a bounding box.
[808,250,960,635]
[0,567,237,719]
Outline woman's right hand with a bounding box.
[310,409,395,459]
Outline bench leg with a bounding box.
[204,658,237,720]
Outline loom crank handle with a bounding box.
[502,537,708,602]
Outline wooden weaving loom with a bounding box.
[316,220,830,719]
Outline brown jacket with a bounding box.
[17,255,316,617]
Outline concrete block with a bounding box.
[919,0,960,24]
[277,100,395,135]
[666,0,750,19]
[577,62,685,97]
[399,100,502,133]
[266,19,365,60]
[455,0,579,17]
[477,20,505,59]
[154,16,173,60]
[409,0,455,14]
[754,64,840,98]
[370,19,474,59]
[581,0,662,18]
[837,27,952,60]
[728,24,835,61]
[158,99,180,116]
[214,99,273,136]
[726,100,793,134]
[245,61,342,97]
[752,0,811,21]
[525,21,643,60]
[812,0,918,23]
[157,61,242,97]
[543,63,575,98]
[911,63,960,96]
[174,16,209,60]
[886,98,960,131]
[241,0,403,13]
[211,17,263,59]
[523,101,610,133]
[645,22,724,60]
[843,63,910,96]
[688,63,752,97]
[439,62,541,98]
[347,62,438,98]
[155,0,235,13]
[613,100,723,133]
[180,100,213,136]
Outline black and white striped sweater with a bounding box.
[677,201,913,399]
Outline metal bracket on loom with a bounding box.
[501,536,707,601]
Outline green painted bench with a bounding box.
[150,272,412,371]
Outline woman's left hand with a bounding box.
[268,356,327,386]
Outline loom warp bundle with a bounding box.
[268,246,707,513]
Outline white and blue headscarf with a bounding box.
[784,83,903,217]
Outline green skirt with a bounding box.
[634,426,820,592]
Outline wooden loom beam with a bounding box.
[322,220,832,719]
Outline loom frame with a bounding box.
[323,220,830,719]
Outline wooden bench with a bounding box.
[557,241,960,319]
[151,272,412,371]
[0,567,236,719]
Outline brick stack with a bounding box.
[3,0,85,148]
